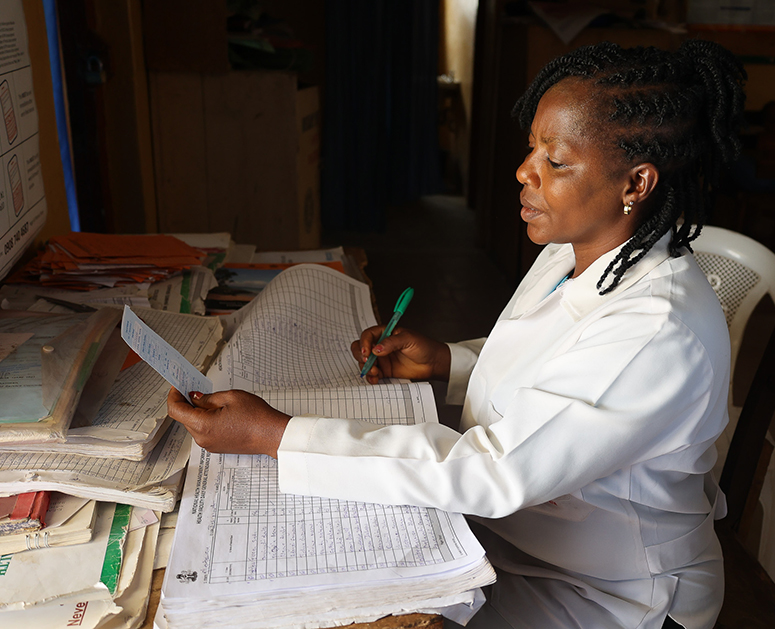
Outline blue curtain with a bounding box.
[322,0,441,232]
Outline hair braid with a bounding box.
[513,40,746,294]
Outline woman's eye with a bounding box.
[547,158,563,169]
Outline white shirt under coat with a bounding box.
[278,232,731,628]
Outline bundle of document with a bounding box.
[7,232,206,290]
[159,265,496,628]
[0,306,220,459]
[0,306,214,512]
[0,493,96,555]
[0,501,164,629]
[0,491,49,535]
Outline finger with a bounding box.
[371,328,408,357]
[168,387,192,415]
[167,389,202,425]
[190,391,235,411]
[359,326,386,353]
[168,387,187,404]
[365,364,382,384]
[351,339,365,363]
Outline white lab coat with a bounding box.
[278,232,730,628]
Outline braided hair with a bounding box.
[512,40,747,294]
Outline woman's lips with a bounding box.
[520,205,542,221]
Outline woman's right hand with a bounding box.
[351,326,451,384]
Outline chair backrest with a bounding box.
[690,226,775,530]
[690,226,775,387]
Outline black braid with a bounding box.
[512,40,747,295]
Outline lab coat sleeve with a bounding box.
[277,313,727,518]
[445,338,487,405]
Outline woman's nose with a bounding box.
[516,153,536,187]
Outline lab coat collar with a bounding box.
[560,231,673,321]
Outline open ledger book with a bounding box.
[160,264,496,628]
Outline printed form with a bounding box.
[121,305,214,404]
[166,266,492,606]
[166,382,485,597]
[161,265,495,626]
[208,263,377,392]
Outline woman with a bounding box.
[169,40,746,628]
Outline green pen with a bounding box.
[360,287,414,378]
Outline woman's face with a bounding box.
[517,79,639,268]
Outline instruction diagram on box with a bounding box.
[0,0,47,281]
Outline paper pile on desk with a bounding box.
[7,232,205,290]
[0,501,163,629]
[159,265,496,628]
[0,493,97,555]
[0,308,208,514]
[0,306,220,460]
[160,389,495,629]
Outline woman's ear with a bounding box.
[627,162,659,202]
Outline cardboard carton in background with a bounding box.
[149,71,320,251]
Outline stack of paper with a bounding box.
[0,306,220,460]
[0,308,201,511]
[162,405,495,629]
[0,494,97,555]
[159,265,496,628]
[0,420,191,512]
[0,501,163,629]
[6,232,205,290]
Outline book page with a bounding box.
[165,383,487,600]
[208,263,376,391]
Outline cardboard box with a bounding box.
[149,71,320,250]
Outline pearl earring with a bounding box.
[624,201,634,215]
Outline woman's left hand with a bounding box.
[167,388,290,458]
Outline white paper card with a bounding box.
[120,306,213,404]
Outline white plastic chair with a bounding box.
[691,225,775,580]
[691,225,775,386]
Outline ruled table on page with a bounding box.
[208,264,377,392]
[208,385,458,583]
[167,383,482,596]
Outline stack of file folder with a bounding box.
[0,233,234,629]
[0,492,97,555]
[7,232,206,289]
